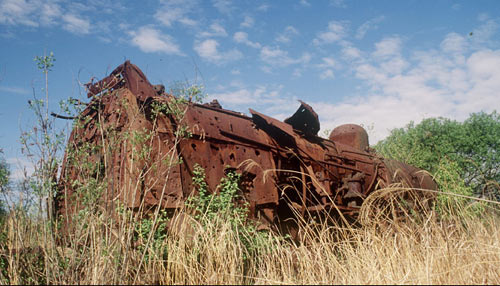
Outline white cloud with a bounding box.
[0,0,118,36]
[316,57,336,80]
[154,0,198,27]
[276,25,299,43]
[233,31,261,48]
[157,8,188,27]
[313,20,348,45]
[441,32,467,54]
[0,0,38,26]
[368,37,409,76]
[62,13,90,35]
[0,86,30,95]
[320,69,334,79]
[470,18,499,47]
[194,39,242,64]
[256,4,269,11]
[477,13,489,22]
[261,66,272,74]
[199,22,228,38]
[329,0,346,8]
[467,49,500,79]
[218,17,500,146]
[342,46,363,60]
[317,57,336,68]
[179,17,197,27]
[208,89,256,105]
[311,37,500,143]
[87,0,127,14]
[240,15,254,28]
[194,39,217,59]
[209,23,226,36]
[129,27,183,55]
[260,46,311,67]
[206,28,500,144]
[207,85,289,114]
[40,1,62,26]
[292,68,302,77]
[372,36,403,58]
[244,18,496,144]
[229,79,245,88]
[299,0,311,7]
[0,0,65,28]
[212,0,232,14]
[356,16,384,39]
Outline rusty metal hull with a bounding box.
[55,61,437,229]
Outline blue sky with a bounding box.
[1,0,500,179]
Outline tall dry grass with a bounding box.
[1,188,500,285]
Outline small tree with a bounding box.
[20,51,64,220]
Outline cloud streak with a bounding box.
[0,86,30,95]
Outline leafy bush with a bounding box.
[432,158,482,218]
[375,112,500,200]
[187,164,246,224]
[134,209,171,263]
[374,112,500,218]
[0,151,8,216]
[186,164,270,260]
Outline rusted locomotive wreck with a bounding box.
[55,61,436,230]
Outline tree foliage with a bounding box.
[375,111,500,199]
